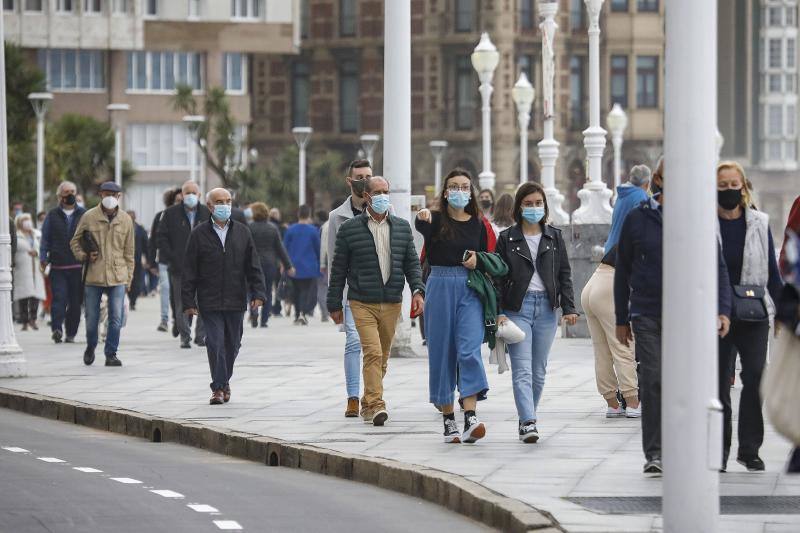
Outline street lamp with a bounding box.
[359,134,380,166]
[606,103,628,191]
[716,128,725,162]
[292,127,312,206]
[182,115,205,187]
[512,72,535,184]
[107,103,130,189]
[429,140,448,194]
[28,92,53,214]
[471,32,499,192]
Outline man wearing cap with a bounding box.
[70,181,135,367]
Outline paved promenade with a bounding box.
[2,295,798,532]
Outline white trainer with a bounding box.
[606,406,625,418]
[626,405,642,418]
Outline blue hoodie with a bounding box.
[604,185,649,253]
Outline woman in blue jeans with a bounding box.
[496,182,578,443]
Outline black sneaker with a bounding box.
[443,418,461,443]
[737,456,765,472]
[83,347,95,366]
[462,412,485,444]
[52,330,63,344]
[519,421,539,443]
[250,316,258,328]
[157,321,168,332]
[643,459,663,475]
[105,354,122,367]
[195,338,206,347]
[171,324,179,338]
[180,340,191,349]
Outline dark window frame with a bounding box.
[570,55,587,130]
[610,54,629,107]
[636,0,658,13]
[339,59,359,133]
[454,0,475,33]
[636,55,659,108]
[339,0,356,37]
[520,0,535,30]
[292,61,311,128]
[455,55,476,130]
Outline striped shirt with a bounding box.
[367,213,391,284]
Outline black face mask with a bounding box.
[718,188,742,210]
[62,194,76,206]
[479,200,493,210]
[650,181,663,198]
[351,179,367,198]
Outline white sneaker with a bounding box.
[606,406,625,418]
[626,405,642,418]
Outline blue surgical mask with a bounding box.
[183,193,198,208]
[521,206,546,224]
[369,194,391,214]
[212,204,232,222]
[447,190,471,209]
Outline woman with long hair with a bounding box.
[415,169,491,444]
[13,213,46,331]
[491,193,515,233]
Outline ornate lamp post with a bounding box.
[182,115,205,186]
[359,134,380,166]
[512,72,535,184]
[107,103,130,188]
[28,92,53,214]
[429,140,448,194]
[606,103,628,192]
[292,127,312,206]
[471,32,499,191]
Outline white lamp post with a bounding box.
[292,127,312,206]
[715,128,725,162]
[606,103,628,192]
[28,92,53,215]
[429,140,448,193]
[107,103,130,188]
[512,72,535,184]
[360,134,380,166]
[471,32,499,192]
[1,14,25,377]
[182,115,205,185]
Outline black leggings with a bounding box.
[292,278,316,319]
[18,297,39,324]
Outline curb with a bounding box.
[0,387,563,532]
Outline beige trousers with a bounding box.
[581,264,639,401]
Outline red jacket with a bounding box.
[781,195,800,269]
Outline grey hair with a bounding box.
[57,181,77,195]
[365,176,390,194]
[628,165,652,187]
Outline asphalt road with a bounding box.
[0,409,493,533]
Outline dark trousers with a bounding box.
[292,278,316,319]
[250,261,276,326]
[169,271,205,343]
[18,297,39,324]
[129,264,143,308]
[632,315,662,462]
[50,268,82,338]
[718,319,770,463]
[789,448,800,473]
[203,310,245,391]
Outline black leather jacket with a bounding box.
[496,223,577,315]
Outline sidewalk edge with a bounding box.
[0,387,563,532]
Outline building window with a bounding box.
[788,104,797,136]
[223,53,247,93]
[769,6,782,26]
[300,0,309,38]
[520,0,535,30]
[769,73,783,92]
[231,0,260,19]
[610,55,628,107]
[56,0,73,12]
[636,55,658,108]
[292,62,310,127]
[637,0,658,12]
[127,124,192,170]
[788,38,796,69]
[145,0,157,16]
[188,0,201,18]
[3,0,14,11]
[788,5,797,27]
[38,49,106,91]
[769,38,783,68]
[127,51,203,92]
[767,141,782,160]
[112,0,127,13]
[339,59,359,133]
[83,0,101,13]
[787,73,796,92]
[570,55,586,129]
[24,0,42,11]
[768,104,783,136]
[340,0,356,37]
[787,141,797,161]
[456,55,475,130]
[611,0,628,12]
[570,0,585,30]
[454,0,475,32]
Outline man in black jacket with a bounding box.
[157,180,210,349]
[182,188,266,405]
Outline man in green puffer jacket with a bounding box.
[328,177,425,427]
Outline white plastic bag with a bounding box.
[762,327,800,445]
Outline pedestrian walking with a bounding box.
[126,211,148,311]
[70,181,135,367]
[327,159,371,417]
[495,182,578,443]
[149,187,182,333]
[247,202,295,328]
[13,214,46,331]
[182,188,266,405]
[315,210,331,322]
[491,193,515,234]
[328,177,425,426]
[615,158,732,475]
[157,180,210,349]
[415,169,492,444]
[39,181,86,344]
[478,189,495,222]
[716,161,784,473]
[605,165,651,253]
[284,205,321,325]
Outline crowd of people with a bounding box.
[7,154,799,476]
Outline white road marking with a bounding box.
[110,477,142,484]
[73,467,103,473]
[2,447,29,453]
[150,490,184,498]
[37,457,66,463]
[213,520,243,530]
[187,504,219,513]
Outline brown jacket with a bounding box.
[70,206,135,288]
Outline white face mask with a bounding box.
[21,220,32,231]
[101,196,119,210]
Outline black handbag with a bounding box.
[731,285,768,322]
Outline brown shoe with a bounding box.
[209,390,224,405]
[345,397,359,418]
[223,386,231,403]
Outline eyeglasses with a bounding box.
[446,185,472,193]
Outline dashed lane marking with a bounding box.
[187,504,219,513]
[150,490,184,498]
[213,521,243,530]
[73,467,103,473]
[2,447,29,453]
[110,477,142,484]
[37,457,66,463]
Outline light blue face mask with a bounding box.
[183,193,198,208]
[369,194,391,214]
[244,207,253,219]
[521,206,546,224]
[213,204,232,222]
[447,190,471,209]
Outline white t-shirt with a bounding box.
[524,233,546,292]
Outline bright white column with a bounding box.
[107,103,130,188]
[292,127,312,206]
[28,92,52,215]
[715,128,724,163]
[360,134,380,167]
[664,0,721,531]
[183,115,205,184]
[606,103,628,194]
[0,14,25,377]
[429,140,448,194]
[572,0,613,224]
[538,1,569,224]
[471,33,499,192]
[512,73,535,185]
